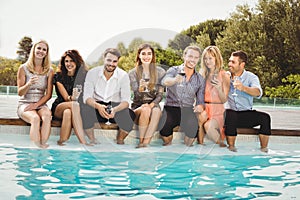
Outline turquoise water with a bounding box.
[1,146,300,199]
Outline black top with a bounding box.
[51,69,86,117]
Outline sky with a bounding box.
[0,0,258,64]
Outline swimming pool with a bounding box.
[1,133,300,199]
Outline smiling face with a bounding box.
[104,53,119,73]
[228,55,244,76]
[183,49,200,69]
[64,55,77,75]
[139,47,153,65]
[34,42,48,60]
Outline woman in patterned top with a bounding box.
[51,50,89,145]
[17,40,54,148]
[128,43,165,148]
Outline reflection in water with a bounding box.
[5,148,299,199]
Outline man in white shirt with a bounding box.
[82,48,135,144]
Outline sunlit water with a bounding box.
[1,144,300,200]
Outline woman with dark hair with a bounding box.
[17,40,54,148]
[51,49,89,145]
[128,43,165,148]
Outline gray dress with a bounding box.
[128,66,166,110]
[17,64,51,117]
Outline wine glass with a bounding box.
[142,73,149,92]
[32,72,40,100]
[76,84,82,93]
[105,104,112,125]
[73,84,82,101]
[178,68,185,87]
[211,72,218,84]
[232,76,239,96]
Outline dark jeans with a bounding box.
[159,106,198,138]
[224,109,271,136]
[81,101,135,132]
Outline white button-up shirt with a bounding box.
[83,65,131,104]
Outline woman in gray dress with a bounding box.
[128,43,165,148]
[17,40,54,148]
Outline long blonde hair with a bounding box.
[26,40,51,75]
[200,45,223,78]
[135,43,157,90]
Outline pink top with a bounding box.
[204,70,226,139]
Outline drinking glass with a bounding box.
[33,72,40,100]
[76,84,82,93]
[178,68,185,87]
[232,76,239,96]
[73,84,82,101]
[142,73,149,92]
[211,73,218,84]
[105,104,112,125]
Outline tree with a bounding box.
[127,38,145,53]
[257,0,300,76]
[117,42,128,56]
[155,48,182,70]
[216,4,281,88]
[216,0,300,90]
[16,36,33,63]
[117,52,136,72]
[183,19,226,46]
[0,57,21,85]
[265,74,300,99]
[167,19,226,52]
[167,33,195,54]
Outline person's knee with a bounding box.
[32,114,41,124]
[63,109,72,120]
[203,121,210,131]
[199,111,208,125]
[41,110,52,122]
[261,112,271,124]
[140,107,151,118]
[151,107,161,119]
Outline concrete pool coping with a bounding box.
[1,126,300,157]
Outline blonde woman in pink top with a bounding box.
[198,46,230,147]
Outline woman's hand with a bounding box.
[24,103,38,112]
[72,87,81,101]
[28,75,39,87]
[211,78,222,90]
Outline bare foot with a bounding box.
[228,146,237,152]
[136,143,147,148]
[163,141,172,146]
[81,142,94,146]
[40,143,49,149]
[260,147,268,153]
[219,142,227,148]
[57,140,66,146]
[116,139,125,145]
[90,139,100,145]
[116,129,128,145]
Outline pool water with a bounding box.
[1,146,300,200]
